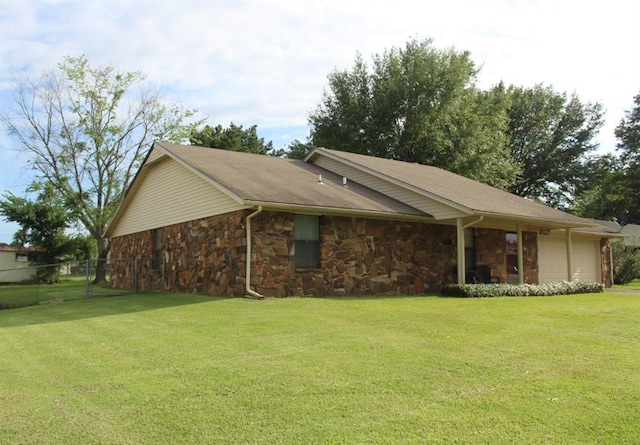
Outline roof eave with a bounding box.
[242,200,434,222]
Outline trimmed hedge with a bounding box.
[440,281,604,298]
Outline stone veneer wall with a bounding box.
[473,228,538,284]
[110,210,459,297]
[600,239,613,287]
[111,210,557,296]
[251,213,458,296]
[110,210,249,296]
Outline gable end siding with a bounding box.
[312,156,467,220]
[111,158,246,237]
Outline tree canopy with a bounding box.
[190,122,283,156]
[504,84,604,208]
[0,55,201,281]
[309,38,519,189]
[0,184,92,282]
[574,91,640,223]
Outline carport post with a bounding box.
[457,218,465,284]
[566,228,574,282]
[517,224,524,284]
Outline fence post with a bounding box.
[162,256,165,293]
[85,258,91,297]
[133,258,138,294]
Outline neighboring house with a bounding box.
[0,246,37,283]
[621,224,640,249]
[590,220,640,249]
[105,142,618,297]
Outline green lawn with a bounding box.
[0,277,88,307]
[618,278,640,290]
[1,291,639,444]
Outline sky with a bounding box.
[0,0,639,243]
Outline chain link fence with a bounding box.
[87,258,137,297]
[0,258,139,309]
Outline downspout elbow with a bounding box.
[245,206,264,299]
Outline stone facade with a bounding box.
[600,239,613,288]
[109,210,569,297]
[251,213,458,296]
[474,228,538,284]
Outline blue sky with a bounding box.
[0,0,639,243]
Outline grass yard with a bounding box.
[0,277,88,307]
[1,290,639,444]
[618,278,640,290]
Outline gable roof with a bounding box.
[107,142,603,237]
[306,148,593,228]
[148,142,427,217]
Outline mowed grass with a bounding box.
[0,277,88,306]
[1,291,639,444]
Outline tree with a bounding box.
[616,91,640,167]
[0,184,78,282]
[573,90,640,222]
[504,84,604,208]
[190,122,284,156]
[309,38,519,189]
[284,139,315,160]
[0,55,201,282]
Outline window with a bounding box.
[15,253,29,262]
[153,228,163,270]
[294,215,319,268]
[506,232,518,275]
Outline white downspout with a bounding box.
[245,206,264,299]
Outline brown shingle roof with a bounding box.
[315,148,591,226]
[156,143,428,217]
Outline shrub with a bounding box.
[440,281,604,298]
[612,241,640,285]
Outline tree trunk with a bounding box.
[92,237,110,285]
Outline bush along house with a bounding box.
[105,142,618,297]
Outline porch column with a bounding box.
[566,228,574,282]
[517,224,524,284]
[457,218,465,284]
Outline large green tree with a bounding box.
[309,38,519,189]
[0,184,83,282]
[574,91,640,223]
[504,84,604,208]
[0,55,201,282]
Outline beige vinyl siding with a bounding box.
[313,156,467,220]
[111,158,246,237]
[146,148,165,164]
[538,233,600,284]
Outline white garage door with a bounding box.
[538,236,600,284]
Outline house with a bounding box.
[621,224,640,249]
[105,142,618,297]
[0,246,38,283]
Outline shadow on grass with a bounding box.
[0,292,234,328]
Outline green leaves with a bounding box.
[190,122,275,155]
[505,84,604,208]
[1,55,202,279]
[309,38,519,189]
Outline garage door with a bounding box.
[538,236,600,284]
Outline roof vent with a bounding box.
[318,174,323,184]
[342,177,348,187]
